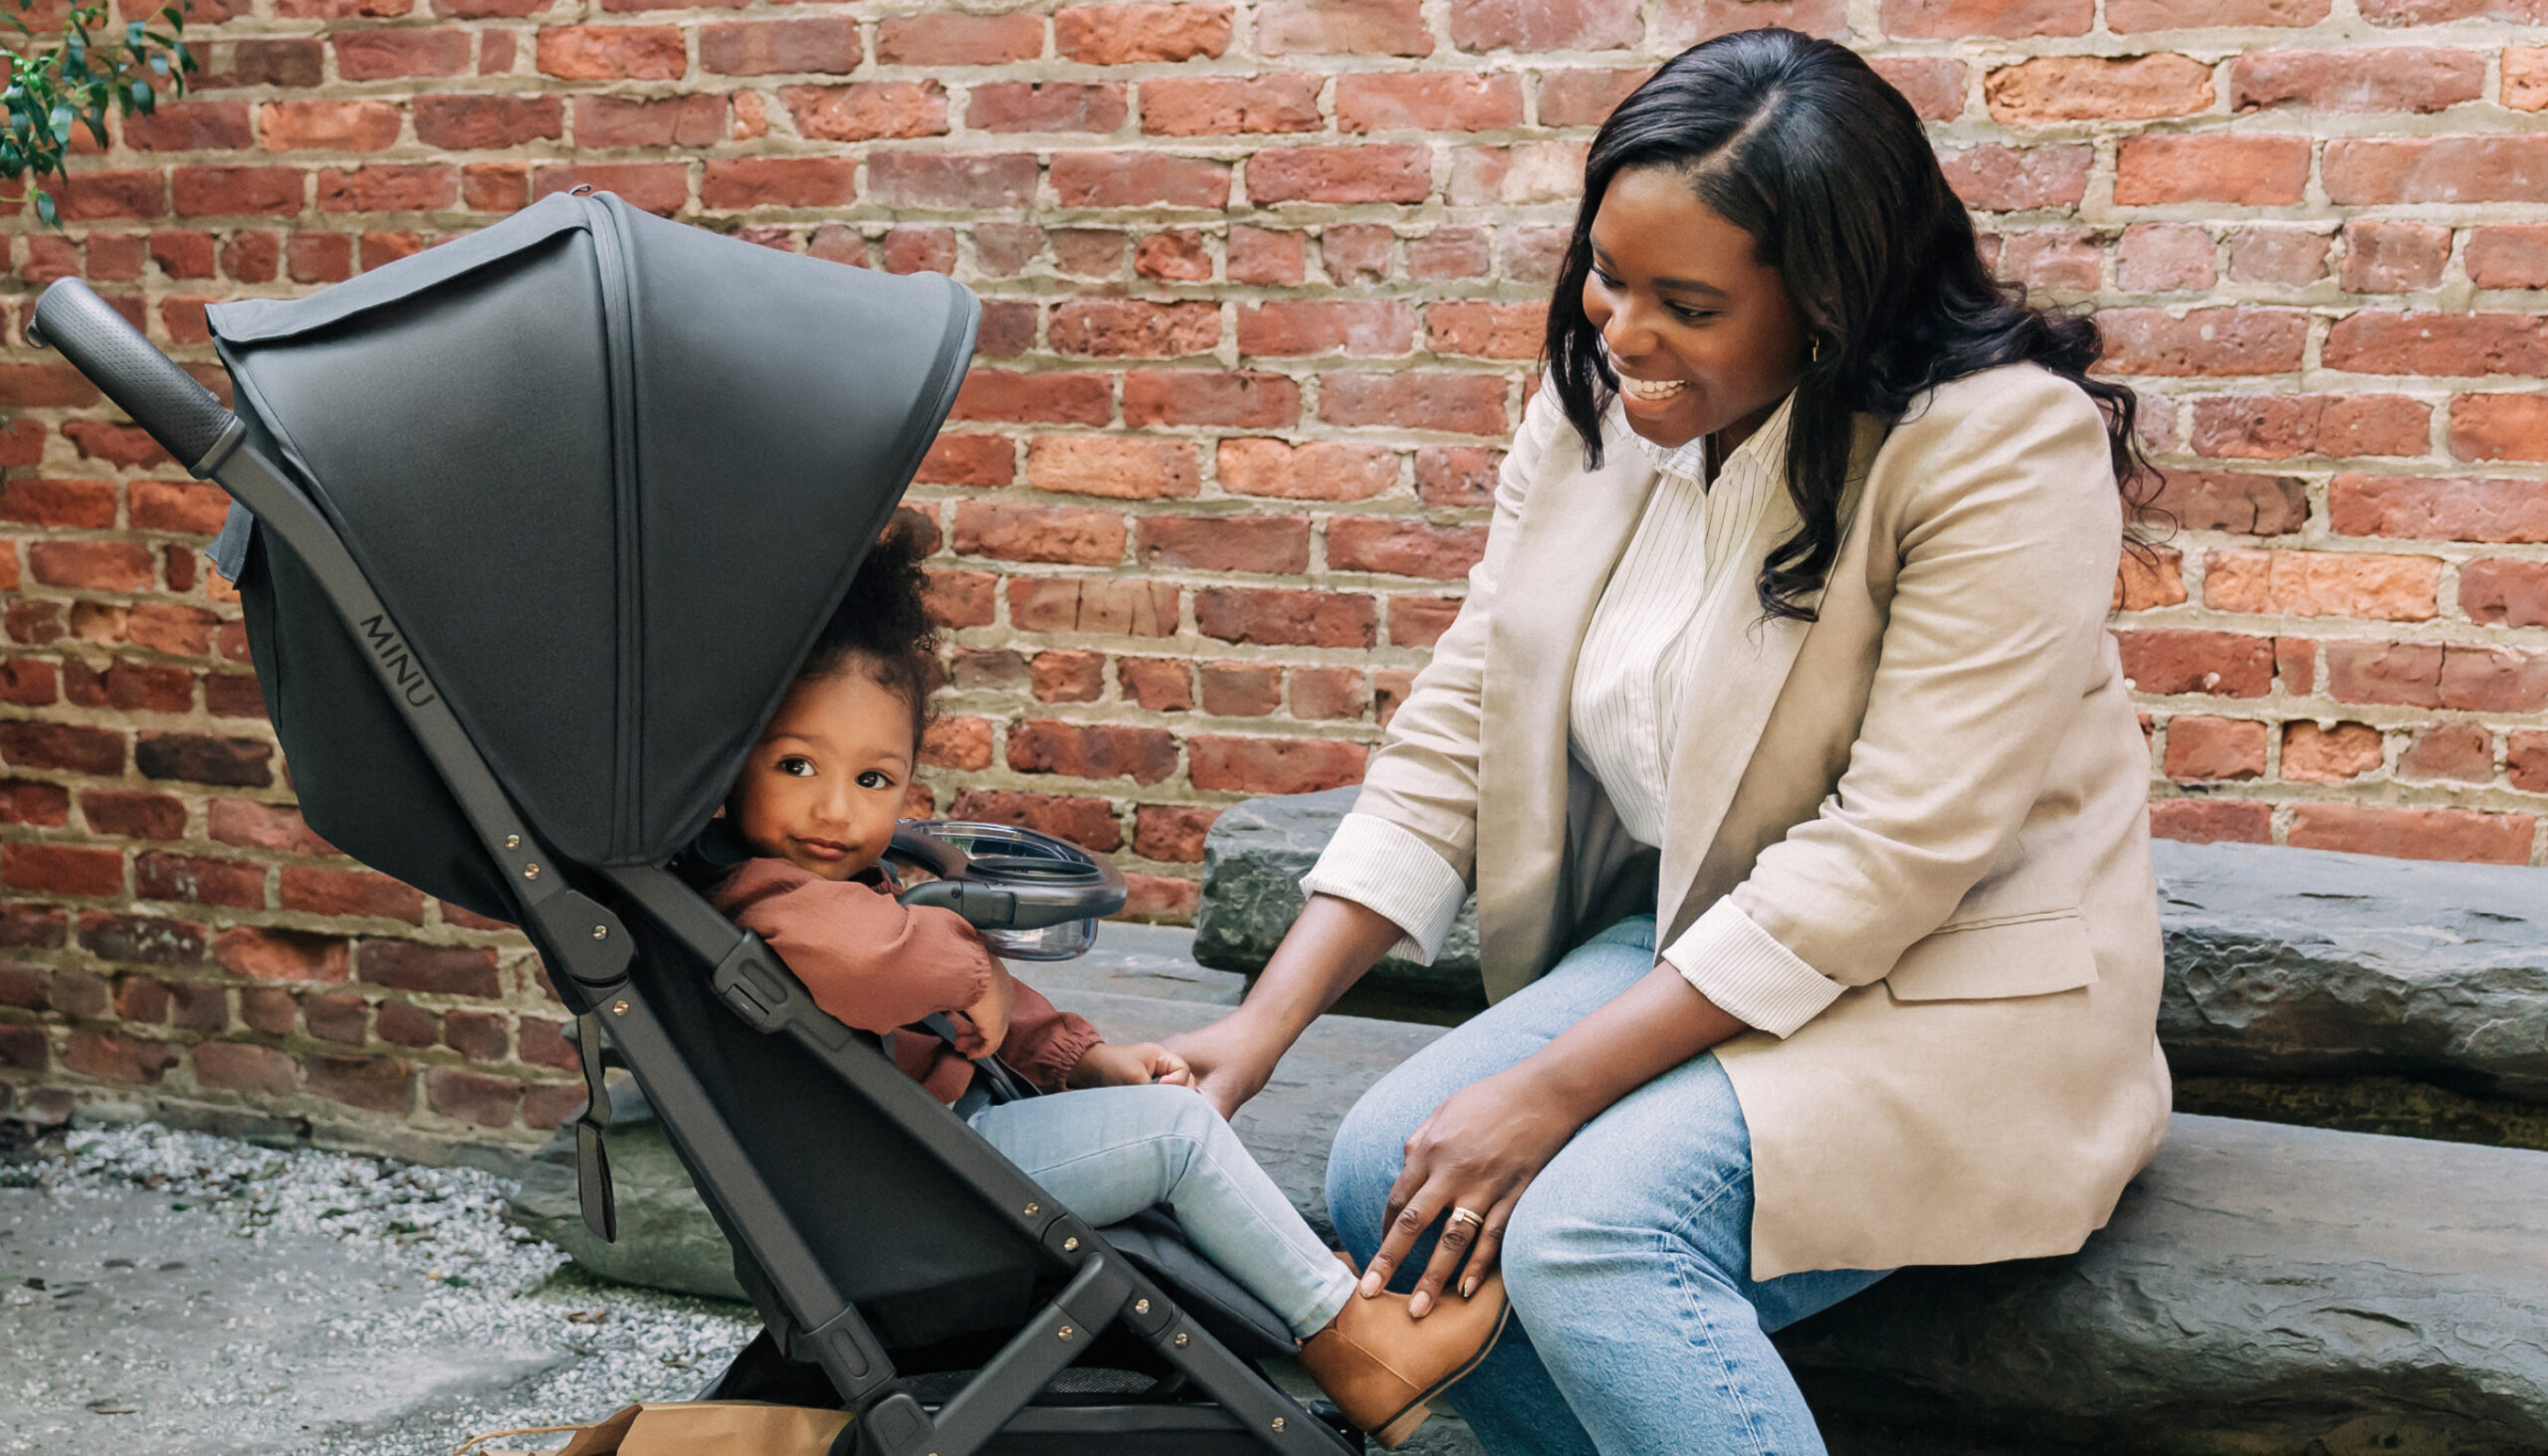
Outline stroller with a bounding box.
[33,190,1362,1455]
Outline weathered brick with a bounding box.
[948,789,1124,852]
[1195,586,1377,647]
[2117,630,2275,697]
[1051,300,1220,358]
[2448,395,2548,463]
[1318,372,1509,435]
[1218,439,1398,501]
[1883,0,2090,38]
[1138,515,1312,573]
[1451,0,1638,50]
[1141,75,1324,136]
[2460,558,2548,628]
[2204,548,2440,621]
[2331,474,2548,541]
[1259,0,1431,56]
[1985,55,2212,124]
[1010,578,1180,636]
[1340,74,1523,133]
[1007,720,1177,784]
[2115,135,2310,206]
[2467,226,2548,290]
[1057,3,1233,63]
[307,1053,413,1114]
[2280,722,2385,783]
[2163,716,2266,781]
[2324,136,2548,206]
[2398,724,2494,784]
[1052,152,1230,209]
[2232,49,2483,114]
[1327,517,1488,578]
[1240,301,1418,358]
[1119,659,1195,713]
[954,501,1128,565]
[1937,144,2091,211]
[1026,437,1201,500]
[1189,735,1368,794]
[1247,146,1433,205]
[2287,804,2535,866]
[282,866,425,924]
[2097,309,2308,376]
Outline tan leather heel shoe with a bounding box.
[1297,1267,1510,1450]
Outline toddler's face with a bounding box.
[729,666,916,882]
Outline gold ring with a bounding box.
[1447,1206,1485,1230]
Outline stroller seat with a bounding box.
[31,191,1361,1456]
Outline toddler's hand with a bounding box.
[954,956,1016,1057]
[1069,1041,1195,1089]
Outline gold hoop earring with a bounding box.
[1809,337,1823,365]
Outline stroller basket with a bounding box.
[31,192,1358,1456]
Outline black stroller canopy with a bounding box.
[210,192,976,905]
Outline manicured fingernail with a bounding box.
[1460,1278,1477,1300]
[1358,1271,1381,1299]
[1408,1293,1432,1319]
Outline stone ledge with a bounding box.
[1195,789,2548,1109]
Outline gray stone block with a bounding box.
[509,1072,747,1304]
[1783,1115,2548,1455]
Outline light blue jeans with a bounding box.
[969,1082,1358,1339]
[1327,917,1892,1456]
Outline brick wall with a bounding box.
[0,0,2543,1145]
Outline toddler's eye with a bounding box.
[856,770,895,790]
[776,755,814,777]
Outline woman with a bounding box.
[1165,29,2173,1456]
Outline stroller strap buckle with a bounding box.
[710,932,801,1034]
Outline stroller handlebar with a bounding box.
[31,279,240,478]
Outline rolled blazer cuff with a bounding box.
[1300,813,1470,965]
[1664,898,1846,1039]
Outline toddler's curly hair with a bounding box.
[799,514,939,749]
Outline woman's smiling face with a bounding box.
[1582,163,1811,452]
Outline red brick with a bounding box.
[124,101,255,151]
[1028,651,1106,705]
[1118,872,1200,922]
[306,1053,413,1113]
[30,539,155,591]
[954,501,1128,565]
[2512,731,2548,795]
[1134,804,1218,861]
[2118,629,2275,697]
[1009,578,1179,636]
[1328,517,1487,579]
[133,733,272,787]
[1656,0,1843,45]
[1058,3,1233,63]
[868,155,1030,214]
[1319,372,1508,436]
[2331,475,2548,541]
[334,27,475,80]
[2288,804,2534,865]
[318,164,459,214]
[2115,135,2310,206]
[1424,302,1547,360]
[0,364,101,409]
[2461,558,2548,628]
[918,436,1015,489]
[952,371,1113,428]
[358,938,501,997]
[2233,49,2482,115]
[1025,437,1200,500]
[1937,144,2091,211]
[59,170,172,222]
[3,845,123,898]
[1189,734,1368,794]
[703,157,858,210]
[2399,723,2493,783]
[0,905,68,949]
[2449,395,2548,463]
[1883,0,2089,36]
[537,24,685,80]
[463,162,531,213]
[67,660,194,715]
[193,1041,297,1095]
[170,165,302,220]
[1290,666,1370,721]
[1117,373,1294,433]
[1258,0,1431,56]
[209,799,335,856]
[2514,46,2548,111]
[1408,226,1494,281]
[2275,637,2317,696]
[1119,658,1195,713]
[531,163,689,217]
[1049,228,1125,279]
[0,478,115,529]
[1051,300,1220,358]
[1132,228,1206,280]
[0,722,125,775]
[1985,55,2211,124]
[2189,396,2430,461]
[65,1030,178,1085]
[84,790,186,841]
[1195,586,1377,647]
[282,866,425,924]
[134,852,266,909]
[1229,226,1308,285]
[876,11,1039,65]
[205,674,271,721]
[1052,151,1230,208]
[2280,721,2385,782]
[1140,75,1322,136]
[1339,73,1523,133]
[2111,0,2326,24]
[0,780,71,828]
[1238,302,1416,358]
[2324,136,2548,206]
[2205,548,2439,620]
[1200,661,1284,717]
[1865,57,1967,121]
[2097,309,2307,376]
[922,717,994,771]
[0,661,56,707]
[947,789,1124,852]
[969,82,1127,134]
[1216,439,1398,501]
[259,101,403,153]
[2114,224,2215,293]
[1006,720,1177,784]
[1451,0,1637,50]
[2149,799,2272,846]
[783,82,948,143]
[87,234,147,283]
[2163,716,2266,780]
[2148,469,2309,531]
[1247,145,1432,204]
[0,1023,47,1071]
[2332,220,2449,296]
[1139,515,1312,573]
[573,95,724,149]
[2468,226,2548,290]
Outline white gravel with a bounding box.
[3,1122,759,1456]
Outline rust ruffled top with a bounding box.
[709,858,1102,1105]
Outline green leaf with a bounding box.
[35,187,55,225]
[47,104,68,143]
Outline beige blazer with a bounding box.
[1351,361,2172,1279]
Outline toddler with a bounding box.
[699,524,1505,1448]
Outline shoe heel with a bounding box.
[1373,1402,1430,1450]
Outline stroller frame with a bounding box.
[32,276,1359,1456]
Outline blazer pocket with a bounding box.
[1883,909,2100,1003]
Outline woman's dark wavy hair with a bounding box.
[1545,28,2157,622]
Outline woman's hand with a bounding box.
[1165,894,1412,1119]
[1161,1014,1283,1119]
[951,956,1017,1057]
[1363,1064,1589,1317]
[1068,1041,1194,1089]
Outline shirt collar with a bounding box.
[1615,391,1797,485]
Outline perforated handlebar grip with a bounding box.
[30,279,238,477]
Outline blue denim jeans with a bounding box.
[969,1083,1358,1339]
[1326,917,1892,1456]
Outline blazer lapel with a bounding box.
[1476,413,1660,992]
[1655,414,1883,933]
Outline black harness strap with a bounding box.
[573,1010,617,1242]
